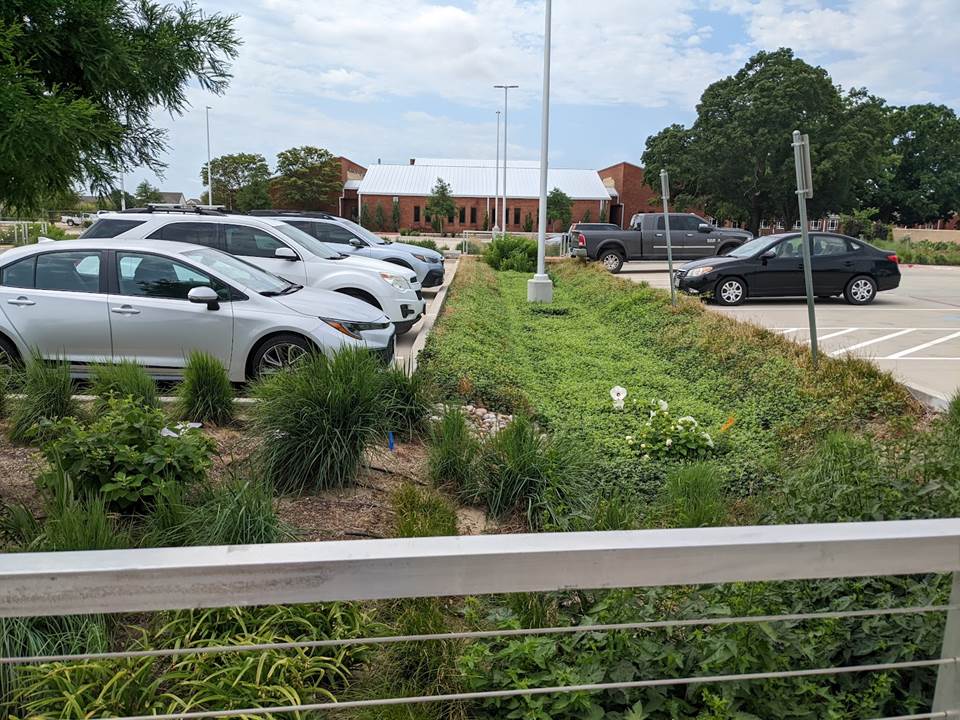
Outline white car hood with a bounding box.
[273,286,389,323]
[335,253,417,278]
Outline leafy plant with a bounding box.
[657,461,729,527]
[174,350,235,425]
[483,234,536,272]
[627,399,715,460]
[405,237,440,252]
[39,397,214,510]
[250,349,389,493]
[89,360,159,412]
[8,353,76,444]
[393,484,458,538]
[427,406,478,490]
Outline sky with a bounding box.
[130,0,960,199]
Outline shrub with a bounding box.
[8,354,76,444]
[0,367,12,418]
[145,475,294,547]
[483,235,536,272]
[393,484,458,538]
[405,238,440,252]
[90,360,159,412]
[427,406,478,490]
[383,367,433,439]
[251,349,389,493]
[627,399,715,460]
[39,397,214,510]
[657,461,728,527]
[174,350,234,425]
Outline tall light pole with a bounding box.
[493,110,501,238]
[494,84,518,236]
[205,106,214,206]
[527,0,553,302]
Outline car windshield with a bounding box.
[272,222,342,259]
[184,247,297,295]
[726,235,780,258]
[338,218,389,245]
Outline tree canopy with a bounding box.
[0,0,240,214]
[201,153,270,211]
[273,146,342,210]
[133,181,162,205]
[546,187,573,230]
[642,48,891,236]
[426,178,456,233]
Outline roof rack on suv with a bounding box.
[119,204,228,216]
[248,209,337,219]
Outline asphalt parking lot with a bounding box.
[623,261,960,406]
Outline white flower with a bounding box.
[665,438,673,447]
[649,410,656,419]
[679,416,697,426]
[658,399,669,411]
[706,435,715,448]
[640,443,647,449]
[642,454,651,461]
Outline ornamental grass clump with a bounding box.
[427,406,479,490]
[90,360,159,412]
[8,354,77,444]
[392,484,458,538]
[382,366,433,440]
[659,461,729,528]
[251,348,390,494]
[174,351,234,426]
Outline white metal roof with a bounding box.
[358,163,609,200]
[343,179,362,190]
[412,158,542,168]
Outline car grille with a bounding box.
[371,339,395,364]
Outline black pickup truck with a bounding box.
[570,213,753,273]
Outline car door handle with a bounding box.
[843,261,854,267]
[7,296,35,306]
[655,233,664,237]
[111,305,141,315]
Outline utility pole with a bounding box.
[527,0,553,302]
[493,110,501,238]
[205,106,214,206]
[494,84,518,235]
[792,130,819,368]
[660,169,676,306]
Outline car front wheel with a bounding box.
[598,250,624,274]
[715,277,747,306]
[250,333,312,379]
[844,275,877,305]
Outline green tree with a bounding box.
[360,204,372,228]
[391,199,401,231]
[581,209,592,223]
[0,2,238,214]
[133,180,162,205]
[374,202,386,231]
[482,210,490,231]
[546,187,573,231]
[100,189,135,210]
[273,146,342,210]
[426,178,456,234]
[200,153,270,210]
[865,104,960,225]
[235,180,271,212]
[522,211,534,232]
[599,205,608,223]
[642,48,890,236]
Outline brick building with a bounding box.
[356,158,612,232]
[268,156,366,215]
[596,161,660,228]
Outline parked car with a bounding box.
[0,239,395,379]
[674,232,901,306]
[81,207,426,334]
[571,213,753,273]
[60,213,95,227]
[254,211,446,288]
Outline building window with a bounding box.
[504,208,509,226]
[793,220,802,230]
[459,207,466,224]
[513,207,521,226]
[413,206,420,223]
[827,217,839,231]
[809,219,822,231]
[760,220,770,229]
[470,207,477,225]
[776,220,784,229]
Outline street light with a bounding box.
[493,110,501,238]
[494,84,518,237]
[527,0,553,302]
[205,106,214,206]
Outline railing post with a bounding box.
[934,571,960,714]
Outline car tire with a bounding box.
[715,277,747,306]
[66,219,75,226]
[844,275,877,305]
[249,333,312,379]
[0,335,22,372]
[394,320,415,336]
[598,249,624,274]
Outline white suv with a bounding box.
[83,209,426,334]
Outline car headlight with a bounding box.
[411,253,428,262]
[321,317,392,340]
[380,272,411,290]
[687,266,714,277]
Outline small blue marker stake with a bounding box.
[388,431,395,451]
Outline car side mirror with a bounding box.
[760,249,776,260]
[274,247,298,261]
[188,285,220,310]
[348,238,363,248]
[698,223,712,233]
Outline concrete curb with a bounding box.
[903,382,951,413]
[406,257,461,374]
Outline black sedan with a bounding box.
[674,232,901,306]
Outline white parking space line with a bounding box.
[829,329,917,357]
[774,328,798,335]
[883,331,960,360]
[817,328,859,342]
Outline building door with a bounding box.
[610,204,623,228]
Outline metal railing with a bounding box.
[2,519,960,718]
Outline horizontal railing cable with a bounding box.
[3,604,953,666]
[867,713,956,720]
[90,657,956,720]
